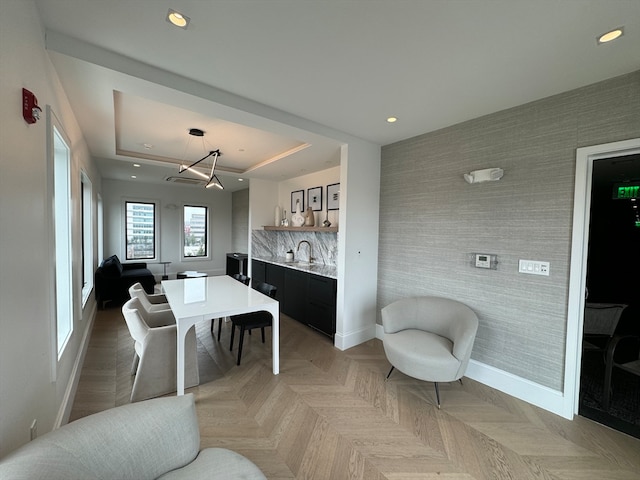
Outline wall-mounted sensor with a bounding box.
[464,168,504,184]
[470,253,498,269]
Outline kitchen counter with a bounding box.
[253,256,337,279]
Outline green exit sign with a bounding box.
[613,184,640,199]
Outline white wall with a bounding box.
[102,179,233,278]
[335,143,381,349]
[277,166,341,228]
[0,0,101,456]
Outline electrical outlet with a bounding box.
[30,419,37,440]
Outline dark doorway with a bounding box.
[579,154,640,438]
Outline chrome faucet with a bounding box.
[296,240,315,264]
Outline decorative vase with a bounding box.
[291,200,305,227]
[274,205,282,227]
[304,206,315,226]
[274,205,282,226]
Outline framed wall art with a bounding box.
[327,183,340,210]
[291,190,304,213]
[307,186,323,211]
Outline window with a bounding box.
[125,201,156,260]
[51,120,73,357]
[97,194,104,263]
[81,172,93,306]
[183,205,209,258]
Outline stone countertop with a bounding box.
[253,256,337,279]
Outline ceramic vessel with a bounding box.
[291,200,305,227]
[304,206,315,226]
[274,205,282,226]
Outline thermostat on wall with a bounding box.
[471,253,498,269]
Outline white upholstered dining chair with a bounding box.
[122,297,199,402]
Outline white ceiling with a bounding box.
[34,1,640,191]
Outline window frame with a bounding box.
[47,107,74,362]
[181,204,211,261]
[81,171,93,307]
[124,199,159,262]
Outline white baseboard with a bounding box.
[54,300,97,429]
[375,324,572,419]
[335,324,376,351]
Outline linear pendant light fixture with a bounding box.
[178,128,224,189]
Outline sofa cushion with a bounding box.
[121,268,154,279]
[100,255,123,277]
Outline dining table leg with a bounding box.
[268,303,280,375]
[176,319,189,395]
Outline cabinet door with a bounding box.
[284,269,308,320]
[265,263,285,304]
[307,274,336,337]
[307,300,335,338]
[251,260,266,285]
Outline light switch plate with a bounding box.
[518,259,550,276]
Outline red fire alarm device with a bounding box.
[22,88,42,124]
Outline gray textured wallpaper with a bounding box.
[378,71,640,391]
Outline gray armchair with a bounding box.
[381,296,479,408]
[122,297,199,402]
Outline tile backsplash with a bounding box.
[252,229,338,265]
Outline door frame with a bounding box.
[565,137,640,418]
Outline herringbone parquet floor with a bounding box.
[70,308,640,479]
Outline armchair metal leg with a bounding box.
[386,366,395,380]
[434,382,441,409]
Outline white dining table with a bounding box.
[162,275,280,395]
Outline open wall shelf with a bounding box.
[263,226,338,233]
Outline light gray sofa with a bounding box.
[0,394,266,480]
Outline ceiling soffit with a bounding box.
[113,91,310,176]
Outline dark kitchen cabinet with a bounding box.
[306,274,336,337]
[252,259,266,285]
[226,253,248,276]
[251,259,336,338]
[265,262,285,305]
[284,268,308,320]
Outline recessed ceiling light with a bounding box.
[387,117,398,123]
[238,178,244,182]
[133,163,141,168]
[131,175,137,179]
[597,27,623,44]
[167,9,190,29]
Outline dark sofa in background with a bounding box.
[95,254,155,308]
